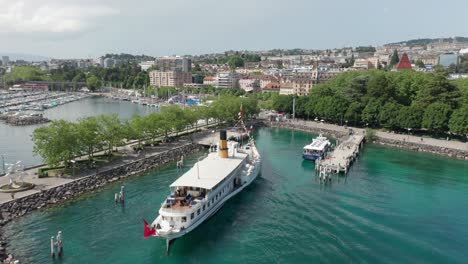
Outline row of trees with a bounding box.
[270,70,468,136]
[140,86,247,99]
[4,62,150,91]
[32,97,259,167]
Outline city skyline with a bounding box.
[1,0,468,59]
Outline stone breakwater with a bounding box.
[375,138,468,160]
[267,121,467,160]
[267,121,347,140]
[0,143,204,262]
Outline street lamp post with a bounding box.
[70,160,76,177]
[1,154,5,173]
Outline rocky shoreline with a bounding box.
[267,121,467,160]
[375,137,468,160]
[0,143,204,262]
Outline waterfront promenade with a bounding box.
[0,120,224,205]
[0,140,193,204]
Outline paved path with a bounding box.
[0,140,190,204]
[288,119,468,152]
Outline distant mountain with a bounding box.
[387,36,468,46]
[0,53,49,62]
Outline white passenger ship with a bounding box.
[146,128,261,253]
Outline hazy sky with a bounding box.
[0,0,467,59]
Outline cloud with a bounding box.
[0,0,118,34]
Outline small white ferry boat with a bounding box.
[303,134,331,161]
[145,127,261,253]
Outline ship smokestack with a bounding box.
[219,130,228,158]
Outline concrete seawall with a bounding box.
[0,143,203,225]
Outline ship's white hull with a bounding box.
[154,156,261,240]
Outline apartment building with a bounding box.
[155,56,191,72]
[215,72,240,89]
[149,71,192,87]
[279,79,295,95]
[203,76,216,86]
[239,78,260,93]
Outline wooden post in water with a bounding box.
[50,236,55,258]
[119,186,125,203]
[56,231,63,257]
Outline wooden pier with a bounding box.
[316,132,365,179]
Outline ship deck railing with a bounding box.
[160,194,205,213]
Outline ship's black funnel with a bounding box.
[220,130,227,140]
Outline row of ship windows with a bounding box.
[189,183,232,220]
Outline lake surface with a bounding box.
[4,127,468,263]
[0,96,157,167]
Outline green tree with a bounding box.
[4,66,49,84]
[397,105,424,130]
[32,120,80,167]
[128,115,148,145]
[421,103,452,133]
[341,75,368,103]
[344,102,363,126]
[86,75,102,91]
[448,106,468,135]
[389,49,400,68]
[367,73,395,101]
[76,116,103,159]
[272,95,293,113]
[191,63,202,74]
[378,102,402,129]
[415,59,425,68]
[415,73,459,108]
[145,113,165,142]
[227,56,245,70]
[361,99,382,126]
[98,114,125,156]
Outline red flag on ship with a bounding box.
[143,219,156,239]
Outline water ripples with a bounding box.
[4,128,468,263]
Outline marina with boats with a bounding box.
[0,91,90,126]
[108,88,203,108]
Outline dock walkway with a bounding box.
[316,132,365,176]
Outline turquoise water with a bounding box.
[4,128,468,263]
